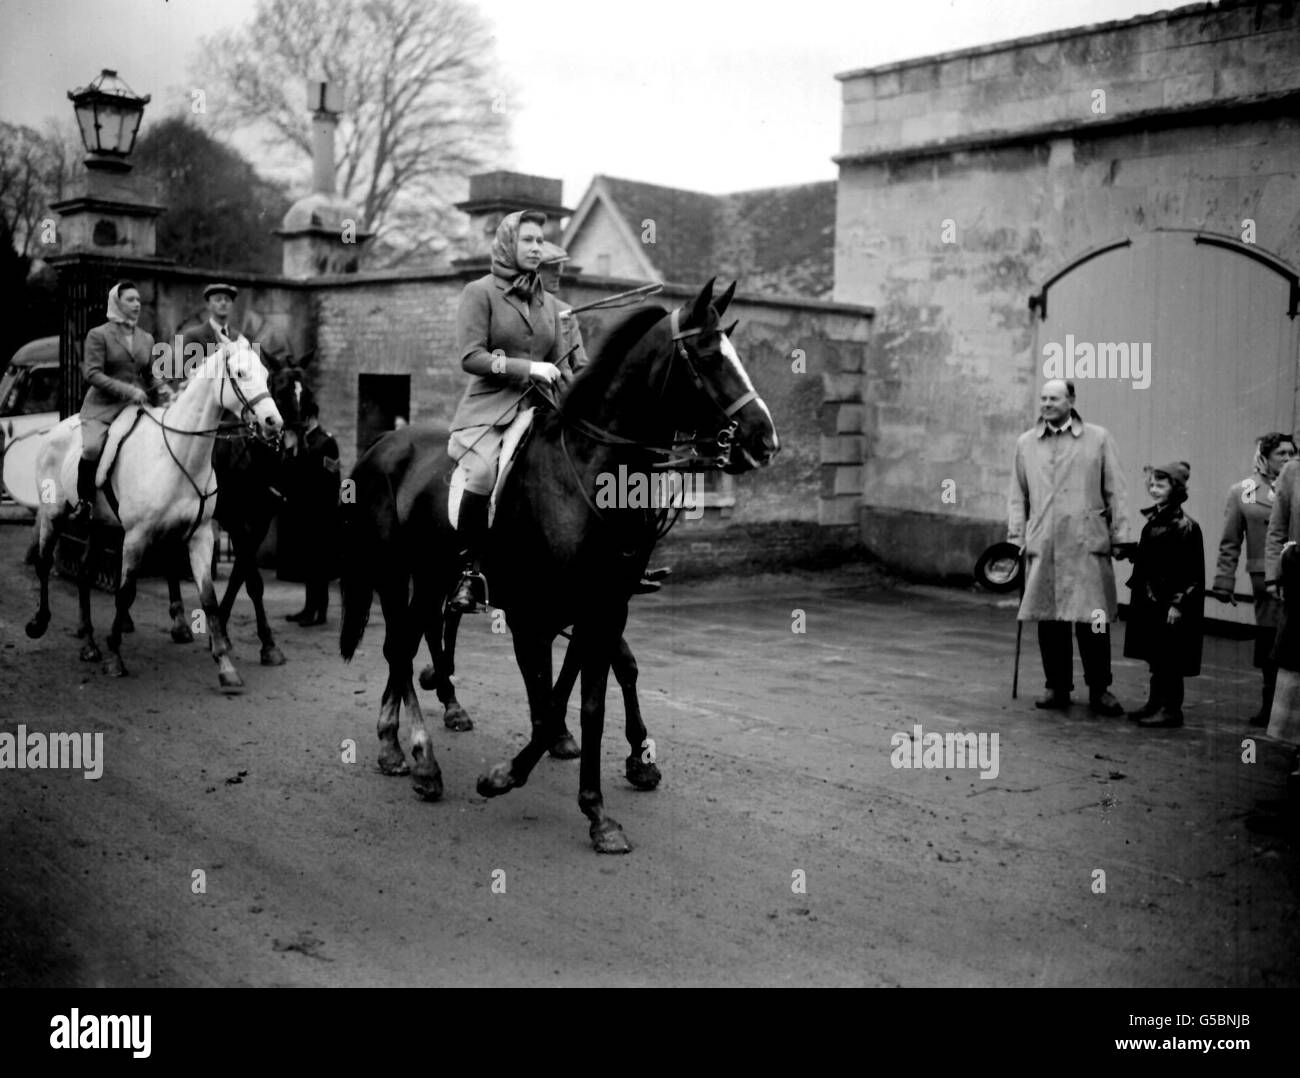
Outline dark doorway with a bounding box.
[356,374,410,455]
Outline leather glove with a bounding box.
[128,386,149,406]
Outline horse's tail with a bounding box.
[338,458,382,662]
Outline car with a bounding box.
[0,335,60,510]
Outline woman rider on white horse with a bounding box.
[446,211,573,612]
[72,281,166,523]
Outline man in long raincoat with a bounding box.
[1008,379,1131,714]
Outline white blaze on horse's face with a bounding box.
[719,333,779,468]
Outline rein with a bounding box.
[128,351,276,540]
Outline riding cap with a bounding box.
[539,241,569,265]
[204,283,239,300]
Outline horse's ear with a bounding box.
[722,320,738,338]
[689,277,716,326]
[713,281,736,318]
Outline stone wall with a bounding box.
[833,0,1300,579]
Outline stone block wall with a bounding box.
[832,0,1300,579]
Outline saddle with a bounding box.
[447,407,535,530]
[94,405,149,489]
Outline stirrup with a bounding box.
[448,570,489,613]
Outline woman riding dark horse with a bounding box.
[446,210,577,612]
[340,277,779,852]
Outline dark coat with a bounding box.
[79,322,159,421]
[1123,501,1205,676]
[276,424,341,583]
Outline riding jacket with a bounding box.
[450,274,568,432]
[79,321,159,424]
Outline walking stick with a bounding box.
[1012,550,1025,699]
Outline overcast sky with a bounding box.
[1,0,1176,205]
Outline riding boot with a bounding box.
[71,457,98,525]
[449,491,490,614]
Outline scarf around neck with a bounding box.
[490,211,544,303]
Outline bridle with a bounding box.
[131,347,279,539]
[553,305,761,533]
[559,306,758,472]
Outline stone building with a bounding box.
[833,0,1300,623]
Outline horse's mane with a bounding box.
[561,304,669,415]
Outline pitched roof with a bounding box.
[588,175,836,299]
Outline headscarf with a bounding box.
[106,283,139,330]
[490,211,545,303]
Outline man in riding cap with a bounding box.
[446,211,574,613]
[182,283,246,363]
[72,281,163,524]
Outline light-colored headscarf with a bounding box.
[490,211,545,303]
[106,283,138,330]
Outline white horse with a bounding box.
[25,341,283,690]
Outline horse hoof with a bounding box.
[378,749,410,776]
[171,624,195,644]
[101,655,126,678]
[218,670,244,693]
[411,770,444,802]
[80,643,102,662]
[120,614,135,634]
[418,664,436,690]
[548,732,581,760]
[25,618,48,640]
[590,819,631,854]
[626,756,662,791]
[443,702,473,732]
[476,763,516,798]
[260,645,286,666]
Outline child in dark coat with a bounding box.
[1124,461,1205,728]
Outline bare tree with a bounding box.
[0,123,67,258]
[201,0,510,266]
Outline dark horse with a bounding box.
[340,279,778,852]
[163,366,308,661]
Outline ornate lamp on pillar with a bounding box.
[52,70,163,257]
[48,69,171,417]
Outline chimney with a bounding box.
[310,80,342,194]
[453,171,574,270]
[275,80,373,278]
